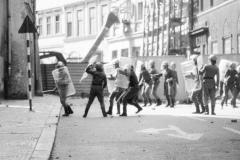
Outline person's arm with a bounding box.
[176,72,179,85]
[103,75,107,89]
[216,68,220,89]
[85,65,94,75]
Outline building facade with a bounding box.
[190,0,240,55]
[36,0,190,63]
[0,0,41,100]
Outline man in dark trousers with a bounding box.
[148,60,162,106]
[118,64,143,116]
[221,62,237,108]
[83,62,107,118]
[199,54,219,115]
[162,61,176,107]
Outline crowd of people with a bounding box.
[54,54,240,117]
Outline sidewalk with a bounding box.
[0,94,61,160]
[0,95,239,160]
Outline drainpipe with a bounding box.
[7,0,11,76]
[4,0,11,99]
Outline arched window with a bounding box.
[223,19,231,54]
[211,24,218,54]
[237,16,240,53]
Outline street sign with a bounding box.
[18,15,37,33]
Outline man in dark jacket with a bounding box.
[83,62,107,118]
[199,54,219,115]
[119,65,143,116]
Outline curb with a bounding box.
[30,104,62,160]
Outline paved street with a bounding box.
[0,94,61,160]
[50,97,240,160]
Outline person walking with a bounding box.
[169,62,179,106]
[231,65,240,108]
[162,61,175,107]
[55,61,73,117]
[199,54,219,115]
[139,63,153,107]
[148,60,162,106]
[83,62,107,118]
[188,55,205,114]
[106,59,125,115]
[221,62,237,108]
[118,65,143,116]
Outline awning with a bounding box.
[189,27,209,36]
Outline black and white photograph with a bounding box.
[0,0,240,159]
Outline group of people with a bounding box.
[54,54,240,118]
[188,54,240,116]
[80,59,179,118]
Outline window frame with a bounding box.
[77,9,84,36]
[46,16,51,35]
[67,12,73,37]
[89,7,96,35]
[38,17,43,36]
[55,14,60,34]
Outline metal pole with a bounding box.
[156,0,160,56]
[151,0,156,56]
[161,0,165,55]
[26,18,32,111]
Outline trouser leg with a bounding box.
[211,105,216,115]
[100,102,107,117]
[83,89,95,117]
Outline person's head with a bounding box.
[208,54,217,65]
[236,66,240,73]
[170,62,176,70]
[161,61,169,70]
[189,54,199,65]
[56,61,64,69]
[131,65,134,71]
[229,62,236,70]
[149,60,155,68]
[112,59,120,69]
[95,62,103,72]
[124,64,131,73]
[140,63,146,70]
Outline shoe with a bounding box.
[116,112,120,115]
[200,110,205,114]
[105,111,112,115]
[211,112,216,115]
[103,115,107,117]
[156,99,162,106]
[203,112,209,115]
[192,111,200,114]
[120,113,127,116]
[83,115,87,118]
[136,108,143,114]
[62,113,69,117]
[165,104,170,107]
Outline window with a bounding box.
[223,19,231,54]
[46,17,51,35]
[77,10,84,36]
[121,48,129,57]
[38,18,43,36]
[55,15,60,34]
[89,7,96,34]
[200,0,203,11]
[211,42,218,54]
[67,12,72,37]
[101,4,108,26]
[138,2,143,20]
[238,35,240,53]
[223,37,231,54]
[112,50,118,59]
[210,0,214,7]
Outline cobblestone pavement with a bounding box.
[0,94,239,160]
